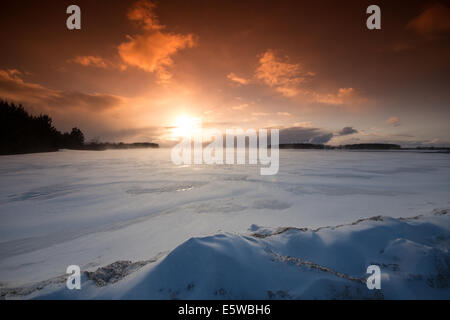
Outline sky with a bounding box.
[0,0,449,146]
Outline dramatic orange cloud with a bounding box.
[1,0,449,146]
[275,87,299,98]
[66,1,196,83]
[255,50,309,95]
[387,117,401,127]
[228,50,365,106]
[228,50,315,98]
[407,3,450,38]
[313,88,358,105]
[118,32,195,81]
[69,56,109,69]
[227,72,249,85]
[127,0,164,31]
[118,0,196,82]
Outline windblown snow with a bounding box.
[0,149,449,299]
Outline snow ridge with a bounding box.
[1,208,449,299]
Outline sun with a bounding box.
[171,115,202,139]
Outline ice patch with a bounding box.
[253,199,292,210]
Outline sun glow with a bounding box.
[171,115,202,139]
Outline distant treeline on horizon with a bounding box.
[277,143,450,151]
[0,100,158,155]
[1,100,448,156]
[278,143,402,150]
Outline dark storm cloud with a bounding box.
[337,126,358,136]
[280,127,334,144]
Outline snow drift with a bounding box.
[4,209,449,300]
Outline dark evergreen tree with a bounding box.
[0,100,86,155]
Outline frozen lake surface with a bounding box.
[0,149,449,298]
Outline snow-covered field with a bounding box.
[0,149,449,299]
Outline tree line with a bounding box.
[0,100,84,155]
